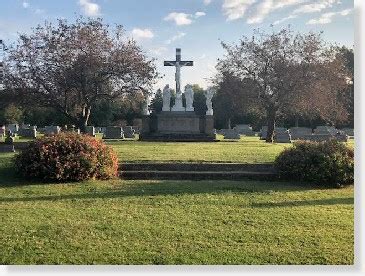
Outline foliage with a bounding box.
[2,104,23,124]
[14,132,118,182]
[150,88,163,114]
[4,16,157,130]
[275,140,354,187]
[216,28,350,142]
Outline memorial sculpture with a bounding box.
[140,48,215,141]
[185,84,194,112]
[205,87,215,116]
[162,84,171,112]
[142,96,151,116]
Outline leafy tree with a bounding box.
[150,88,163,114]
[192,84,207,116]
[3,104,23,124]
[4,17,157,131]
[336,46,354,127]
[216,28,349,142]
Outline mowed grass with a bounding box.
[0,153,354,264]
[107,136,290,163]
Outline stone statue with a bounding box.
[184,84,194,112]
[162,84,171,112]
[205,87,215,116]
[142,96,151,115]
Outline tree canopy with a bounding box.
[216,28,351,142]
[3,17,158,130]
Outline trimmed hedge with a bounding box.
[275,140,354,187]
[14,132,118,182]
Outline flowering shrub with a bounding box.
[275,140,354,187]
[15,132,118,182]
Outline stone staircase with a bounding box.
[119,162,277,180]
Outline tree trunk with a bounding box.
[228,117,231,129]
[266,106,276,143]
[78,106,91,133]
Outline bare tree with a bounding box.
[4,17,158,130]
[216,28,349,142]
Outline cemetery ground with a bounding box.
[0,137,354,264]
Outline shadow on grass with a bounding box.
[251,197,353,208]
[0,178,347,204]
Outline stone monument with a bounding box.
[140,48,215,142]
[162,84,171,112]
[185,84,194,112]
[205,87,214,116]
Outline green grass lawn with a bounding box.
[107,136,291,163]
[0,152,354,264]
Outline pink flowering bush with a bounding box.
[14,132,119,182]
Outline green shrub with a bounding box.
[275,140,354,187]
[14,132,118,182]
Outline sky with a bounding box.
[0,0,354,91]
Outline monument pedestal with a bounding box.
[140,112,216,142]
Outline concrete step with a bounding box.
[120,170,277,180]
[119,162,275,172]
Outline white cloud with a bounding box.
[131,28,154,40]
[165,32,186,44]
[164,12,193,26]
[222,0,256,21]
[195,11,206,18]
[247,0,274,24]
[272,14,297,25]
[22,1,29,9]
[306,8,352,25]
[150,46,168,56]
[204,0,212,5]
[273,0,307,9]
[78,0,100,16]
[222,0,305,23]
[340,8,352,16]
[293,0,339,14]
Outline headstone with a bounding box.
[64,125,81,134]
[85,126,95,137]
[103,127,124,139]
[6,124,19,134]
[274,129,291,143]
[19,126,37,138]
[123,126,135,139]
[260,126,268,140]
[223,129,240,139]
[304,134,346,142]
[341,128,354,137]
[314,126,338,135]
[234,124,255,136]
[289,127,312,140]
[44,125,61,135]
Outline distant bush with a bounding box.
[15,133,118,182]
[275,140,354,187]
